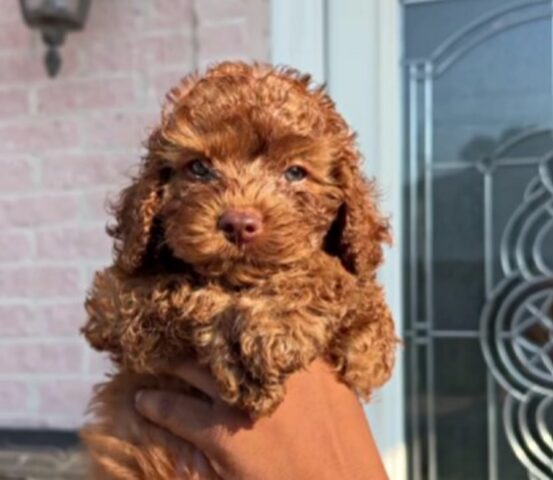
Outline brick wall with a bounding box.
[0,0,269,430]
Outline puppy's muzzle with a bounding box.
[217,209,263,245]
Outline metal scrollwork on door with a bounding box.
[404,1,553,478]
[481,153,553,480]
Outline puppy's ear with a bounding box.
[109,138,171,273]
[326,150,391,279]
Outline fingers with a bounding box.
[192,450,213,477]
[135,389,217,449]
[170,361,220,400]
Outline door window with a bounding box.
[404,1,553,479]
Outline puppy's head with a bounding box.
[110,62,389,283]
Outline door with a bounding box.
[404,1,553,479]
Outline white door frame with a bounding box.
[270,1,406,478]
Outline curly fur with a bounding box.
[81,62,397,479]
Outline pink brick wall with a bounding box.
[0,0,269,429]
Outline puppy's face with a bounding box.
[158,118,344,280]
[111,64,386,282]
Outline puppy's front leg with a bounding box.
[326,281,397,400]
[222,295,334,417]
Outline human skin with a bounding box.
[135,359,389,480]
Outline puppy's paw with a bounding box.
[206,301,323,418]
[208,344,285,418]
[239,326,303,378]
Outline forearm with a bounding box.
[321,387,388,480]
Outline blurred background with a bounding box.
[2,0,553,479]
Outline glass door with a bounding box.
[403,1,553,479]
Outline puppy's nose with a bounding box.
[217,209,263,244]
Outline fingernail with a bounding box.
[192,450,210,476]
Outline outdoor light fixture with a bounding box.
[19,0,91,77]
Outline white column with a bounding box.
[270,0,327,83]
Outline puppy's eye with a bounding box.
[284,166,307,182]
[187,159,214,180]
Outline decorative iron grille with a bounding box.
[404,1,553,478]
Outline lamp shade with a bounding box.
[19,0,91,77]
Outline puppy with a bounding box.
[81,62,397,479]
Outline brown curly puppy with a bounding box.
[81,62,397,479]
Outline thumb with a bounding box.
[135,389,217,449]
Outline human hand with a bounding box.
[134,359,388,480]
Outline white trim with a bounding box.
[270,0,326,83]
[325,2,406,478]
[270,1,407,478]
[325,0,377,160]
[371,3,407,479]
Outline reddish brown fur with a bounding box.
[81,62,397,479]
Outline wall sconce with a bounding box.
[19,0,91,77]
